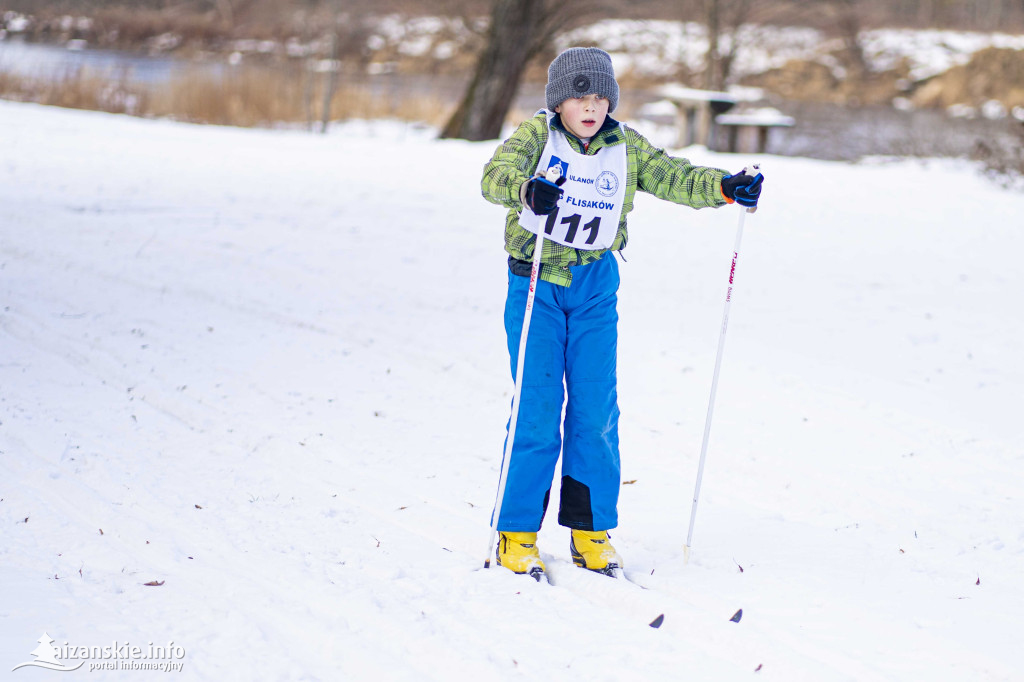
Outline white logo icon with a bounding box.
[12,633,84,672]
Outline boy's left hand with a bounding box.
[721,172,764,208]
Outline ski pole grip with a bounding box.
[744,163,761,214]
[538,166,567,187]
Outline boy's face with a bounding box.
[555,94,610,140]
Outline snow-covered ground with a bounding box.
[1,100,1022,680]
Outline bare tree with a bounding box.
[824,0,871,79]
[439,0,589,141]
[689,0,797,91]
[702,0,722,89]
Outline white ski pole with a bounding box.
[484,168,561,568]
[684,166,759,560]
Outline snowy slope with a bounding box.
[1,101,1022,681]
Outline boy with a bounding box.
[481,47,763,579]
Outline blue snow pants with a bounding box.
[495,253,621,532]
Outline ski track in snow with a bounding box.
[1,101,1022,681]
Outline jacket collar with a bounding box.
[551,113,620,147]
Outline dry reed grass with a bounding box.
[153,66,455,128]
[0,68,148,114]
[0,63,456,130]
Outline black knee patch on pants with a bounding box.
[558,475,594,530]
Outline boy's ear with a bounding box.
[553,104,561,113]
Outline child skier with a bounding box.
[481,47,763,579]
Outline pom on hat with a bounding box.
[545,47,619,113]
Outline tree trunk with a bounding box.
[319,31,339,134]
[701,0,757,91]
[440,0,553,141]
[917,0,934,27]
[703,0,722,91]
[837,1,868,79]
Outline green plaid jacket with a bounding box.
[481,111,728,286]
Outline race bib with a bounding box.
[518,112,627,251]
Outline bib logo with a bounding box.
[595,171,619,197]
[547,156,569,180]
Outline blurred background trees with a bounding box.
[6,0,1024,35]
[2,0,1023,180]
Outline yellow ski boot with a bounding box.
[570,530,621,577]
[496,532,546,581]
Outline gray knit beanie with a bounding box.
[545,47,619,113]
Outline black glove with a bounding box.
[523,175,565,215]
[721,171,764,208]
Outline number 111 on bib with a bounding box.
[545,211,602,248]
